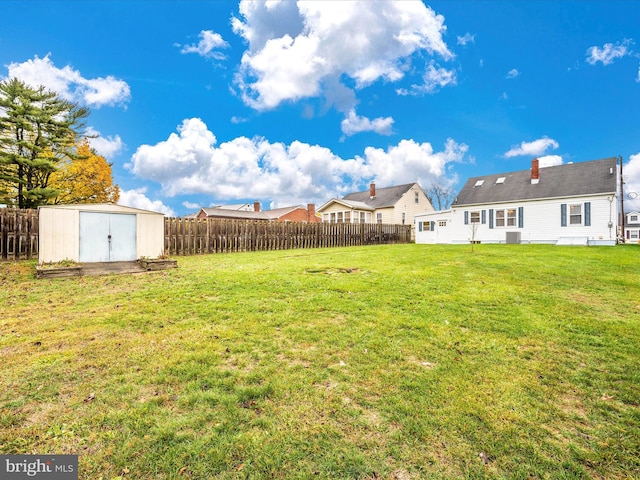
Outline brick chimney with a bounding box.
[307,203,315,222]
[531,158,540,184]
[370,183,376,198]
[254,201,260,212]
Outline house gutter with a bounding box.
[453,192,618,209]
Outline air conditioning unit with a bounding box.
[506,232,521,244]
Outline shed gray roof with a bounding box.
[453,157,618,207]
[342,183,417,208]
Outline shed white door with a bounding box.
[79,212,137,262]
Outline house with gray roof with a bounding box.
[415,157,619,246]
[195,201,320,223]
[317,182,433,226]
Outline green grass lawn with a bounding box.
[1,244,639,479]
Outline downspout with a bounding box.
[620,155,625,243]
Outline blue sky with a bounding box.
[2,0,639,216]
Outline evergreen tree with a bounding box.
[0,78,89,208]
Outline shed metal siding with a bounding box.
[38,204,164,263]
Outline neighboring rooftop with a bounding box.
[342,183,418,209]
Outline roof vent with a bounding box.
[496,177,505,184]
[474,180,484,187]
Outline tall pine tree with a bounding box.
[0,78,89,208]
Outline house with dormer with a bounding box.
[415,157,619,246]
[317,182,433,225]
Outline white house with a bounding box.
[415,157,619,246]
[624,211,640,243]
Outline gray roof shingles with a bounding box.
[453,157,618,207]
[342,183,416,208]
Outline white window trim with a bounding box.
[495,208,517,228]
[569,204,582,225]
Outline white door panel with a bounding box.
[80,212,137,262]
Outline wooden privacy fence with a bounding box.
[165,218,412,255]
[0,209,39,260]
[0,209,412,261]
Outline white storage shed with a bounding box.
[38,204,165,263]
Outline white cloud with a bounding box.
[85,127,124,159]
[6,54,130,107]
[182,201,201,210]
[396,63,457,96]
[129,118,467,207]
[360,137,467,188]
[504,137,559,158]
[586,40,631,66]
[499,92,508,100]
[176,30,229,60]
[506,68,520,79]
[636,63,640,83]
[341,109,394,137]
[624,153,640,211]
[118,188,176,216]
[537,155,563,167]
[457,33,475,46]
[232,0,453,111]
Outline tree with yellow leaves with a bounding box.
[48,140,120,204]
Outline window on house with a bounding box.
[345,211,351,223]
[337,212,343,223]
[494,209,518,227]
[323,214,330,222]
[569,204,582,225]
[376,213,383,223]
[631,215,638,222]
[438,220,447,227]
[415,192,419,204]
[496,177,506,184]
[402,213,406,225]
[360,212,366,223]
[330,212,336,223]
[470,211,480,224]
[630,230,639,239]
[474,180,484,187]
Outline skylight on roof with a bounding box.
[474,180,484,187]
[496,177,506,184]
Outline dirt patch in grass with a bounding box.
[305,267,361,275]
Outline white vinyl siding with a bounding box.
[449,195,615,245]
